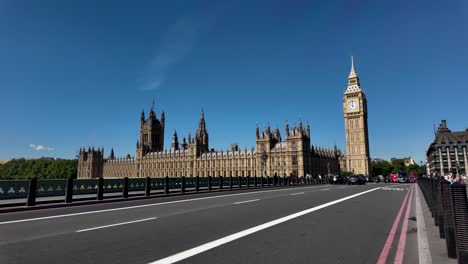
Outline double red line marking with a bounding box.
[377,184,415,264]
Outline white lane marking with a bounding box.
[340,186,346,189]
[321,188,330,191]
[76,217,157,233]
[415,185,432,264]
[289,192,304,196]
[233,199,260,205]
[0,185,331,225]
[148,187,380,264]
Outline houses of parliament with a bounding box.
[77,58,370,179]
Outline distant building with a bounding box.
[77,105,343,179]
[426,120,468,176]
[390,157,417,167]
[0,159,10,165]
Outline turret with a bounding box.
[171,130,179,151]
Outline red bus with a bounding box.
[409,172,417,183]
[389,173,398,183]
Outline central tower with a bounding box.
[343,57,371,175]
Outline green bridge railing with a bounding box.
[0,175,319,207]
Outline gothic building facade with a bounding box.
[77,106,342,179]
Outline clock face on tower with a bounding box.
[347,100,358,111]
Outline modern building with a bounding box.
[426,120,468,176]
[77,106,343,179]
[343,57,371,175]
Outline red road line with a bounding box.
[376,184,413,264]
[394,184,415,264]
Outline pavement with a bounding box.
[0,183,429,264]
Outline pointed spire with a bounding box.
[256,123,259,138]
[285,120,289,136]
[199,108,206,130]
[348,56,357,79]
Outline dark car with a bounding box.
[329,174,344,184]
[347,175,366,185]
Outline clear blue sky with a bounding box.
[1,0,467,164]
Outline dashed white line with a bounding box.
[289,192,304,196]
[321,188,330,191]
[148,187,380,264]
[234,199,260,205]
[76,217,157,233]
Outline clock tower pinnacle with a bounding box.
[343,57,371,176]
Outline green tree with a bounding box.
[0,159,77,179]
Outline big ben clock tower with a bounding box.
[343,57,371,176]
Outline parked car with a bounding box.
[329,174,344,184]
[347,175,366,185]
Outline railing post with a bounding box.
[145,177,151,196]
[219,176,223,191]
[238,176,242,189]
[26,178,37,206]
[254,176,257,188]
[65,178,73,203]
[440,179,457,258]
[260,176,264,188]
[195,176,200,192]
[208,176,212,191]
[450,182,468,262]
[267,176,270,187]
[437,178,445,238]
[181,177,186,193]
[97,177,104,201]
[123,177,129,198]
[164,176,170,194]
[247,176,251,188]
[230,176,233,190]
[432,178,438,225]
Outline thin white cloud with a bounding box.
[29,144,54,151]
[139,12,218,91]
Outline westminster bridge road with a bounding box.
[0,183,423,264]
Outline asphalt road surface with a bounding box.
[0,183,417,264]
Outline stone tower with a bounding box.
[285,119,310,177]
[194,109,209,155]
[343,57,371,175]
[137,102,165,158]
[77,147,104,178]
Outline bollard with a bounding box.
[441,179,457,258]
[219,176,223,190]
[123,177,129,198]
[230,176,233,190]
[437,178,445,238]
[450,182,468,263]
[181,176,186,193]
[195,176,200,192]
[97,177,104,201]
[145,177,151,197]
[26,178,37,206]
[208,176,212,191]
[65,178,73,203]
[164,176,170,194]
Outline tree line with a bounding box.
[0,159,77,180]
[371,159,426,177]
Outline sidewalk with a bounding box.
[416,184,456,264]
